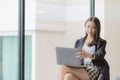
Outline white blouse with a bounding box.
[82,43,95,64]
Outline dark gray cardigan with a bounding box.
[74,38,110,80]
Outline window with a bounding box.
[0,36,32,80]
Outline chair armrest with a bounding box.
[97,74,104,80]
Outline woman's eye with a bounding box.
[92,27,95,29]
[90,26,95,29]
[87,26,90,28]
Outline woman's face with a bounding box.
[85,21,96,37]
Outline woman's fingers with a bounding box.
[76,52,83,59]
[76,49,88,59]
[76,55,83,60]
[76,52,81,55]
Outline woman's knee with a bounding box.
[64,73,74,80]
[59,65,66,70]
[59,65,70,73]
[64,73,79,80]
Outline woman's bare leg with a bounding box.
[64,73,79,80]
[58,65,90,80]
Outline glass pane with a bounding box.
[0,0,33,80]
[25,0,35,80]
[0,0,19,80]
[25,36,32,80]
[0,37,2,79]
[0,36,32,80]
[2,36,18,80]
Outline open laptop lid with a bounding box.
[56,47,85,67]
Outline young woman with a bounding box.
[58,16,110,80]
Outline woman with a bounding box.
[58,16,110,80]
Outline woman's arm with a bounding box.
[94,40,107,60]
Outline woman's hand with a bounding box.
[76,49,92,59]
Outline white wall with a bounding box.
[36,1,66,31]
[35,1,66,79]
[35,31,64,80]
[64,0,105,47]
[105,0,120,79]
[64,0,90,47]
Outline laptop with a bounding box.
[56,47,86,67]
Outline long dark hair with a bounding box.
[83,16,101,46]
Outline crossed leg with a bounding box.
[64,73,79,80]
[58,65,90,80]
